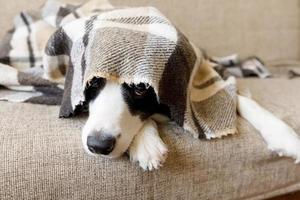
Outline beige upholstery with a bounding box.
[1,0,300,199]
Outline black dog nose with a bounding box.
[87,135,116,155]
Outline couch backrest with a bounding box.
[1,0,299,61]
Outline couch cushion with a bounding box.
[0,78,300,200]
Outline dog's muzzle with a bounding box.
[87,135,116,155]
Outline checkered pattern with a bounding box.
[0,0,238,139]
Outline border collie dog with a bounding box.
[82,78,170,170]
[1,0,299,171]
[81,77,300,171]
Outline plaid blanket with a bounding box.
[0,0,238,139]
[209,54,271,79]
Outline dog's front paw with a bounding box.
[129,119,168,171]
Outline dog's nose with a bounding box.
[87,135,116,155]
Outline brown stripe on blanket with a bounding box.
[25,94,62,105]
[19,12,35,67]
[193,76,222,90]
[18,71,64,104]
[0,28,15,65]
[34,85,63,97]
[159,33,197,127]
[18,72,57,86]
[190,101,206,139]
[59,62,75,118]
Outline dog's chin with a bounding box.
[86,150,123,159]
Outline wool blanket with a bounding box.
[211,55,271,79]
[0,0,239,139]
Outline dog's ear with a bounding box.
[45,27,72,56]
[84,77,106,103]
[43,27,71,81]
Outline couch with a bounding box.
[1,0,300,199]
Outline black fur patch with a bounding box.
[122,82,170,120]
[83,78,170,120]
[84,77,106,103]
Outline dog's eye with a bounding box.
[132,83,149,96]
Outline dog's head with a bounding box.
[82,77,170,158]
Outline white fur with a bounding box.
[82,78,300,169]
[82,80,168,169]
[238,95,300,163]
[82,81,144,158]
[129,119,168,170]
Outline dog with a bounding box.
[1,0,299,171]
[39,3,300,170]
[81,77,170,170]
[81,71,300,171]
